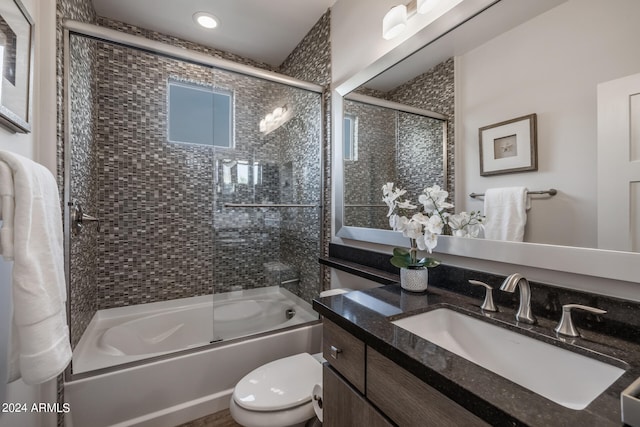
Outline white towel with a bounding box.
[0,161,15,259]
[483,187,530,242]
[0,150,71,385]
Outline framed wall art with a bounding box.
[0,0,33,133]
[479,113,537,176]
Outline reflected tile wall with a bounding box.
[387,58,455,199]
[343,100,396,229]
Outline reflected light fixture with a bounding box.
[193,12,218,29]
[259,105,290,135]
[382,0,440,40]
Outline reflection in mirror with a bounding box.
[343,96,447,229]
[338,0,640,253]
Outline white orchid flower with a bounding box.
[422,230,439,253]
[417,193,436,213]
[426,214,444,234]
[397,200,417,210]
[390,214,409,232]
[403,220,423,240]
[382,183,392,195]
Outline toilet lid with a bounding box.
[233,353,322,411]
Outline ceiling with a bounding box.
[91,0,335,67]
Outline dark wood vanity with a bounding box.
[322,318,488,426]
[314,278,640,427]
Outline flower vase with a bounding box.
[400,266,429,292]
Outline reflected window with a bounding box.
[344,114,358,161]
[237,161,249,185]
[168,79,233,147]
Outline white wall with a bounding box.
[456,0,640,248]
[0,0,58,426]
[330,0,496,91]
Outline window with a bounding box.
[344,114,357,160]
[168,80,233,147]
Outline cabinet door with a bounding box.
[367,348,489,427]
[323,364,394,427]
[322,319,366,393]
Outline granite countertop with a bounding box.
[313,283,640,427]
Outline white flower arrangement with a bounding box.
[382,183,484,268]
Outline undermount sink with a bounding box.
[392,308,625,410]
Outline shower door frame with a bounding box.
[62,21,325,379]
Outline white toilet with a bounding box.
[229,288,352,427]
[229,352,322,427]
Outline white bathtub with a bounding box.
[72,286,318,373]
[65,286,321,427]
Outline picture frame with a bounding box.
[0,0,33,133]
[479,113,537,176]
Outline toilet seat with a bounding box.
[229,397,314,427]
[233,353,322,412]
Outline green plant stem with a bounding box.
[410,238,418,264]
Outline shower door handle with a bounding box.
[71,201,100,234]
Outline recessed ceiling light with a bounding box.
[193,12,218,29]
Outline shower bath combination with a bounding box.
[62,21,324,427]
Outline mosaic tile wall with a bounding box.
[62,5,329,341]
[396,112,446,199]
[343,100,396,229]
[278,10,331,298]
[87,40,321,308]
[56,1,97,423]
[68,34,99,347]
[386,57,455,200]
[342,101,445,229]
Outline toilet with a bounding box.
[230,353,322,427]
[229,288,352,427]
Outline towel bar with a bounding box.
[469,188,557,199]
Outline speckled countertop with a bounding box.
[313,283,640,427]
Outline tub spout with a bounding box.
[499,273,536,324]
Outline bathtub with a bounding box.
[65,286,322,427]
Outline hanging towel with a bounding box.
[0,161,14,259]
[0,150,71,385]
[483,187,530,242]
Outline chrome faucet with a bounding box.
[554,304,606,337]
[499,273,536,324]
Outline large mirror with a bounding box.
[335,0,640,285]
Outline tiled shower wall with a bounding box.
[58,0,98,351]
[342,102,446,230]
[69,38,322,311]
[386,57,455,200]
[64,9,330,346]
[278,11,332,295]
[343,100,396,229]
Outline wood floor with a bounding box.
[176,409,242,427]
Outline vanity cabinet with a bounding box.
[323,364,393,427]
[322,319,489,427]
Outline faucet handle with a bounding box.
[468,280,497,312]
[554,304,606,337]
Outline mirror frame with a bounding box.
[332,0,640,290]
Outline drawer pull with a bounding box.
[330,345,342,359]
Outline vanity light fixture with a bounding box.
[382,0,441,40]
[417,0,439,14]
[382,5,408,40]
[259,105,290,135]
[193,12,219,29]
